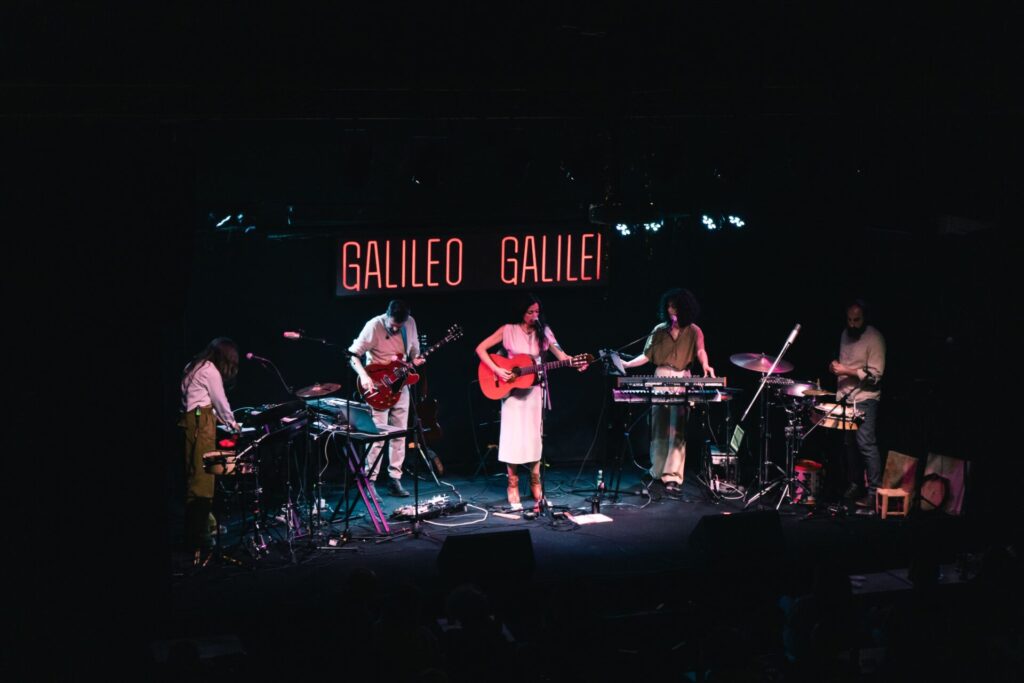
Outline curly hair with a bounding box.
[658,288,700,327]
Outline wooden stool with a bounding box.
[875,488,911,519]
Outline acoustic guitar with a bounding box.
[478,352,594,400]
[359,324,463,410]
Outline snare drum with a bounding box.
[793,459,823,504]
[202,450,254,476]
[812,402,864,430]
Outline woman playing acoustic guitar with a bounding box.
[475,293,587,511]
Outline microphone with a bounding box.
[786,323,801,346]
[283,331,302,340]
[245,352,271,363]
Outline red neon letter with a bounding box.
[500,236,519,285]
[521,235,539,284]
[580,233,594,281]
[410,239,424,288]
[445,238,463,286]
[384,240,398,289]
[564,233,578,282]
[556,234,563,281]
[364,240,382,291]
[596,232,602,280]
[426,238,441,287]
[341,241,362,292]
[539,235,554,282]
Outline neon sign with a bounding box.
[337,229,606,296]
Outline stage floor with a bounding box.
[167,466,972,627]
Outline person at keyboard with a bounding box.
[178,337,241,555]
[621,288,715,496]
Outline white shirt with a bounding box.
[837,325,885,402]
[349,314,420,366]
[181,360,238,428]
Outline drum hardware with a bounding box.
[295,382,341,399]
[743,404,815,510]
[733,324,804,509]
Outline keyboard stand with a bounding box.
[325,427,414,537]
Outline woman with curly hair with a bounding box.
[622,288,715,494]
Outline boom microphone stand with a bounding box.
[741,324,803,509]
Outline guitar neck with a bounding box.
[518,357,577,375]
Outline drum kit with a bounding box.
[200,381,351,561]
[728,351,863,508]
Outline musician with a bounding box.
[621,288,715,495]
[349,299,424,498]
[475,293,584,510]
[178,337,241,555]
[829,299,885,508]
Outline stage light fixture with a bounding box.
[215,214,231,228]
[727,215,745,228]
[701,215,719,231]
[615,223,632,236]
[644,220,663,232]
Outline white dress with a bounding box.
[497,324,558,465]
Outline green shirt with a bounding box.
[644,323,698,371]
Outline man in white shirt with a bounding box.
[349,300,425,498]
[829,300,885,510]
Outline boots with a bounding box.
[507,471,522,510]
[184,496,214,552]
[530,471,543,508]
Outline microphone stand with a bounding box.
[282,333,358,547]
[739,325,801,508]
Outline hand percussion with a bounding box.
[811,402,864,430]
[202,450,254,476]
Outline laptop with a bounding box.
[310,397,382,434]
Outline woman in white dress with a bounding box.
[475,294,584,510]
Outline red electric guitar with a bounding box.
[358,324,463,410]
[478,352,594,400]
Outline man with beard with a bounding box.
[829,299,885,510]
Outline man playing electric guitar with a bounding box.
[349,299,424,498]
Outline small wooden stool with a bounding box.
[875,488,911,519]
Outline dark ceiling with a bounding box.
[5,3,1020,231]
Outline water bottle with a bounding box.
[592,469,605,514]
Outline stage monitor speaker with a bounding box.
[437,529,534,584]
[689,510,785,564]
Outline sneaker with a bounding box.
[509,502,523,512]
[854,507,877,517]
[843,483,866,502]
[854,494,873,508]
[664,480,682,494]
[386,478,411,497]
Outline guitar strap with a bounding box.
[400,326,408,356]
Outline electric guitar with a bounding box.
[478,352,594,400]
[358,324,463,410]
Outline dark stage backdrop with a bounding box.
[178,216,1010,484]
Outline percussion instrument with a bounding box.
[793,459,823,504]
[295,383,341,399]
[729,353,794,374]
[202,450,254,476]
[811,402,864,430]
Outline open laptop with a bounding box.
[309,397,411,437]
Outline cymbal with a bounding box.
[801,388,834,397]
[295,382,341,398]
[729,353,793,374]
